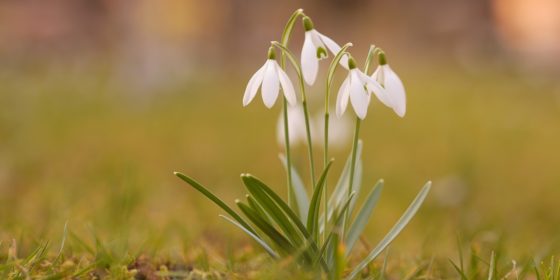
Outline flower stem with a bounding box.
[279,9,303,209]
[344,117,361,237]
[271,41,316,189]
[322,43,352,241]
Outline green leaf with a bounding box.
[241,174,310,240]
[321,141,363,230]
[345,179,384,256]
[280,154,309,221]
[307,160,334,241]
[316,192,355,267]
[220,215,279,259]
[174,172,256,235]
[241,175,305,248]
[346,181,431,280]
[247,195,273,225]
[241,174,329,272]
[236,200,294,254]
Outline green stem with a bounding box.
[271,42,316,188]
[344,117,361,236]
[322,43,352,241]
[279,9,304,209]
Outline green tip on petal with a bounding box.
[267,46,276,60]
[348,57,357,69]
[303,16,314,31]
[316,47,328,59]
[378,52,387,65]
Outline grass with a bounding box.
[0,60,559,278]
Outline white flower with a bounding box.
[276,104,307,147]
[301,16,348,86]
[371,53,406,117]
[243,50,297,108]
[335,58,389,120]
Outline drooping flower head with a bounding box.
[336,57,388,120]
[371,52,406,117]
[243,47,297,108]
[301,16,348,86]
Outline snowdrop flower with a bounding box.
[301,16,347,85]
[336,57,389,120]
[276,104,307,147]
[371,52,406,117]
[243,47,297,108]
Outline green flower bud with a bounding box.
[303,16,314,31]
[378,52,387,65]
[347,57,357,69]
[268,46,276,60]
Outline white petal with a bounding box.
[317,31,348,69]
[242,63,266,106]
[359,70,393,109]
[261,60,280,108]
[301,32,319,85]
[383,65,407,117]
[349,70,370,119]
[275,62,297,106]
[336,75,351,118]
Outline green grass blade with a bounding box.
[346,181,431,280]
[220,215,280,259]
[345,179,384,256]
[280,154,309,221]
[236,200,294,254]
[174,172,256,235]
[307,160,334,241]
[488,251,496,280]
[450,259,469,280]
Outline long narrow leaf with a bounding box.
[316,192,355,267]
[241,174,310,239]
[236,201,294,253]
[174,172,256,234]
[241,174,329,271]
[307,160,334,241]
[320,141,363,230]
[345,180,384,256]
[280,154,309,221]
[241,175,305,248]
[247,195,273,225]
[346,182,431,280]
[220,215,280,259]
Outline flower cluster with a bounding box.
[243,15,407,120]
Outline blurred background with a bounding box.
[1,0,559,261]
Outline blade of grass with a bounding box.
[345,180,383,256]
[450,259,469,280]
[346,182,431,280]
[488,251,496,280]
[174,172,256,234]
